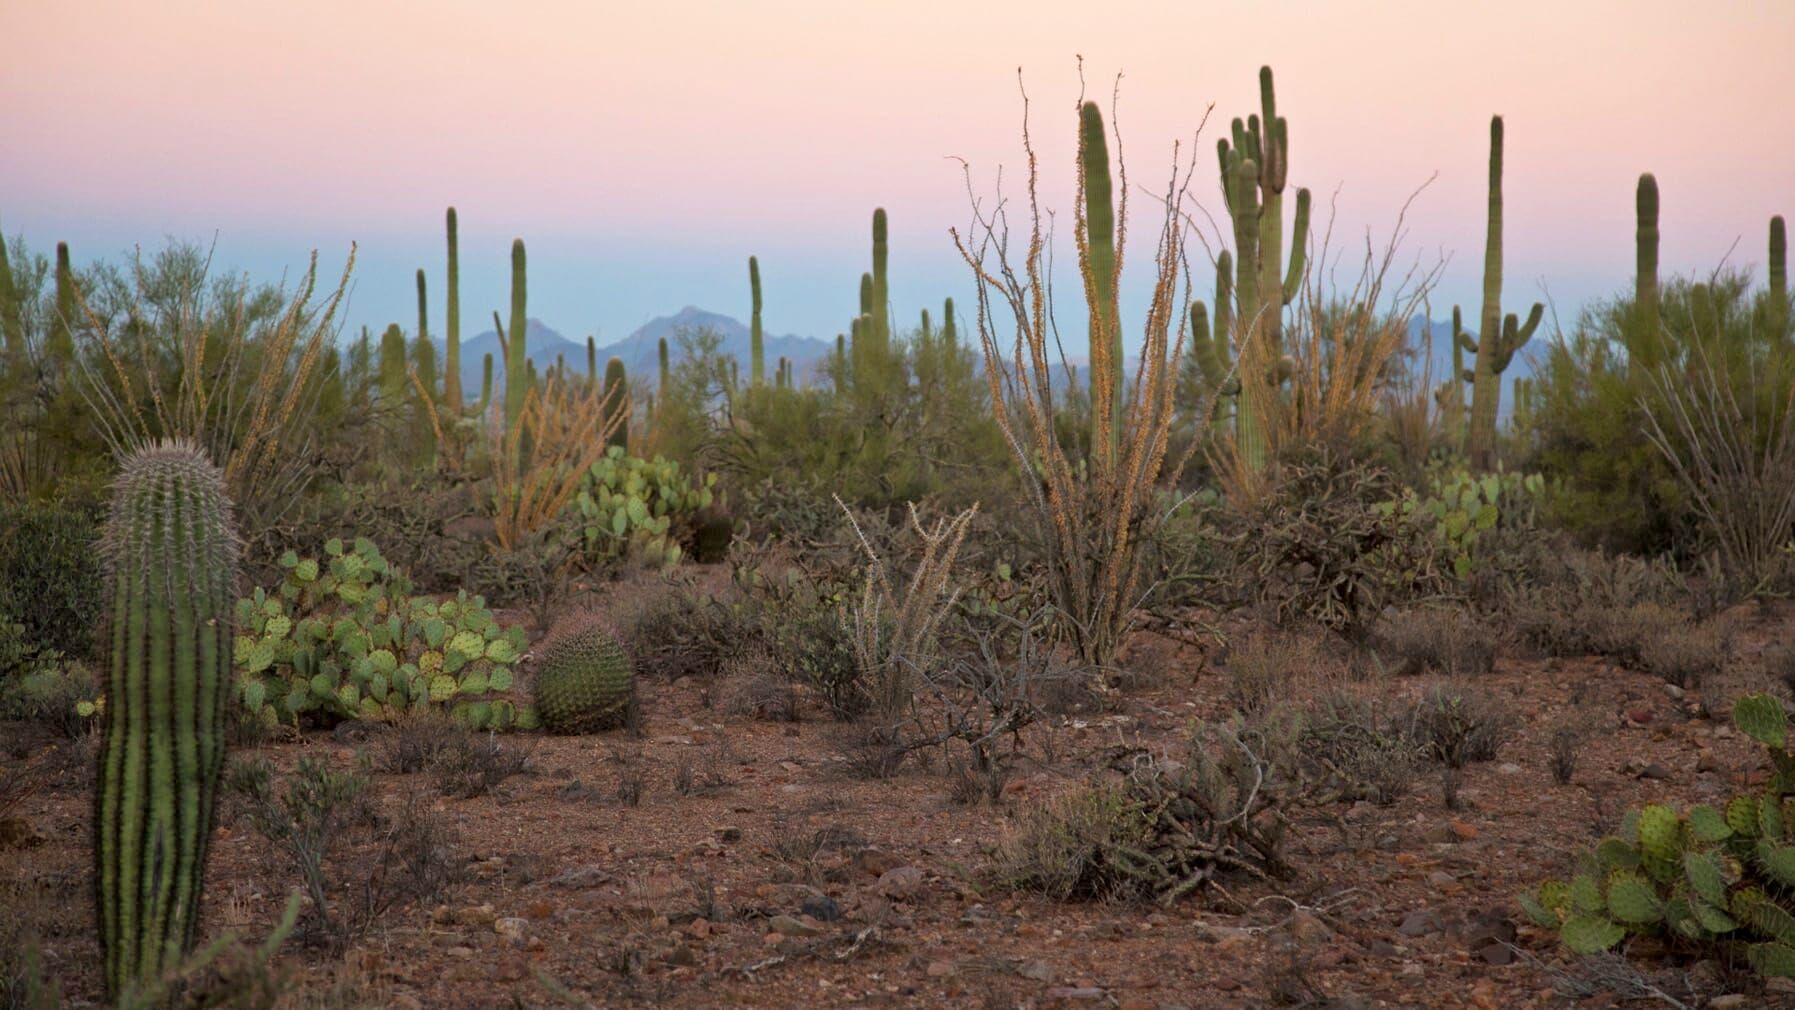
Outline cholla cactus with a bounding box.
[96,442,239,1000]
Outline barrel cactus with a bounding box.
[532,614,635,733]
[96,441,240,1000]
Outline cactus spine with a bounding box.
[602,357,629,452]
[1457,116,1542,468]
[1078,102,1123,466]
[96,443,239,1000]
[749,255,765,386]
[1631,174,1661,376]
[443,207,462,408]
[504,239,529,449]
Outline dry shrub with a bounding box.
[1634,618,1727,689]
[618,585,757,682]
[1374,607,1497,678]
[715,646,798,723]
[1396,683,1515,769]
[1297,693,1421,806]
[1223,632,1326,716]
[483,369,621,550]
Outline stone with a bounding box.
[456,904,497,927]
[1016,960,1056,982]
[1396,910,1438,937]
[494,917,528,945]
[1707,996,1747,1010]
[926,960,958,977]
[1045,988,1106,1001]
[801,895,842,922]
[768,914,823,937]
[549,865,613,889]
[876,865,926,900]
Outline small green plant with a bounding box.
[575,447,716,569]
[1379,465,1544,580]
[1523,693,1795,979]
[233,537,532,731]
[532,612,636,733]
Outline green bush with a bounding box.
[0,500,102,661]
[1523,693,1795,980]
[575,446,715,569]
[233,537,532,731]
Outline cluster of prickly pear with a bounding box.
[575,446,716,568]
[1523,693,1795,978]
[532,613,634,734]
[233,537,532,731]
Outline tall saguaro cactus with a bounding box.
[49,241,76,364]
[1216,66,1312,473]
[749,256,766,386]
[941,297,957,352]
[1078,101,1123,466]
[96,442,239,1000]
[1768,215,1788,338]
[414,270,433,398]
[870,209,891,346]
[657,336,669,391]
[1630,173,1661,376]
[505,239,529,441]
[1457,116,1542,468]
[0,214,19,355]
[443,208,462,408]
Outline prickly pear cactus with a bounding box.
[575,447,716,568]
[233,537,532,730]
[531,613,634,734]
[1523,693,1795,978]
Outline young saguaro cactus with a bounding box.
[505,239,529,443]
[602,356,629,452]
[1630,173,1661,376]
[443,207,463,409]
[96,442,240,1000]
[749,255,766,386]
[1078,101,1124,467]
[1457,116,1543,468]
[1768,215,1788,339]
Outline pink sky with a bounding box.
[3,1,1791,343]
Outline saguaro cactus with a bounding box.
[749,256,765,386]
[1768,215,1788,338]
[586,336,597,389]
[1216,67,1312,473]
[941,297,957,352]
[1457,116,1542,468]
[96,442,239,1000]
[871,209,890,346]
[414,270,434,399]
[1186,250,1238,425]
[49,241,76,364]
[601,356,629,452]
[505,239,529,440]
[477,353,494,413]
[378,323,408,414]
[0,213,19,355]
[657,336,669,391]
[1078,101,1123,465]
[1631,174,1661,376]
[444,207,462,408]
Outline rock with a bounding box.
[768,914,823,937]
[876,865,926,901]
[688,918,711,938]
[1663,683,1685,700]
[446,945,475,960]
[1286,910,1333,945]
[456,904,497,927]
[1396,910,1438,937]
[926,960,958,977]
[1016,960,1056,982]
[801,895,842,922]
[1627,707,1655,725]
[1426,870,1458,888]
[1449,820,1479,841]
[1697,750,1725,774]
[665,944,699,967]
[1497,763,1523,775]
[494,917,527,945]
[1636,763,1672,781]
[1423,823,1457,844]
[549,865,613,889]
[854,848,904,878]
[1045,988,1106,1001]
[391,994,425,1010]
[1708,996,1748,1010]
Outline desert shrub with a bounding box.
[1223,633,1324,716]
[1297,693,1423,805]
[1634,619,1727,689]
[774,601,863,720]
[0,621,60,685]
[1524,693,1795,978]
[0,662,102,737]
[233,538,531,731]
[734,475,848,547]
[575,447,716,570]
[253,480,492,596]
[431,731,533,799]
[1488,530,1694,660]
[1372,606,1497,678]
[1396,684,1515,768]
[997,716,1311,904]
[1383,465,1547,580]
[1548,719,1585,785]
[1222,449,1444,641]
[226,757,458,952]
[0,500,102,663]
[617,586,759,682]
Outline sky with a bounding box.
[2,1,1791,349]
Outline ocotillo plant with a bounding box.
[1078,101,1123,464]
[443,207,462,408]
[1631,173,1661,376]
[1456,116,1542,468]
[96,442,239,1001]
[749,255,765,385]
[602,356,629,452]
[505,239,529,446]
